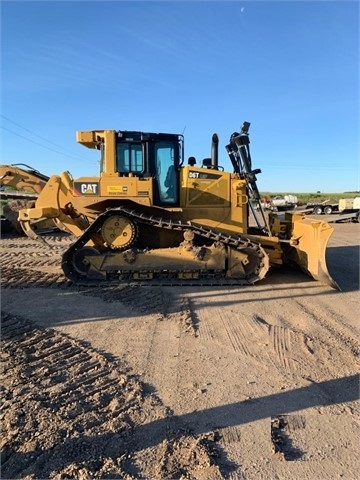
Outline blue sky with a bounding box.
[1,0,359,193]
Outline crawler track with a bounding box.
[62,206,269,286]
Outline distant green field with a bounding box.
[260,192,360,204]
[1,192,359,216]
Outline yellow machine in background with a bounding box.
[18,122,337,288]
[0,163,55,234]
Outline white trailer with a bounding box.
[335,197,360,223]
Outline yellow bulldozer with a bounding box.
[16,121,337,288]
[0,163,55,234]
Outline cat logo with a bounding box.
[74,182,99,196]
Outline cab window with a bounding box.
[117,143,143,173]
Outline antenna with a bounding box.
[182,125,186,135]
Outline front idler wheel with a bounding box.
[72,247,100,275]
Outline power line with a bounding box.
[1,114,90,161]
[1,126,94,163]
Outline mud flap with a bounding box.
[285,216,339,290]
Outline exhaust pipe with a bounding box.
[211,133,219,169]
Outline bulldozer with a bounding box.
[17,121,337,288]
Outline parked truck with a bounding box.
[269,195,298,212]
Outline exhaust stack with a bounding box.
[211,133,219,169]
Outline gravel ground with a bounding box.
[1,220,359,479]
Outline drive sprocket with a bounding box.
[100,215,137,249]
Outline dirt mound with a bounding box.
[1,312,223,479]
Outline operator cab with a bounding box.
[116,131,183,207]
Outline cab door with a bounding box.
[153,141,179,207]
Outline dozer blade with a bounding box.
[286,215,339,290]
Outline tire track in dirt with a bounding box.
[136,295,200,411]
[0,263,68,288]
[142,314,182,407]
[1,232,74,249]
[253,314,295,374]
[199,307,253,357]
[219,309,252,357]
[195,301,359,385]
[1,234,71,289]
[268,324,293,372]
[1,311,226,480]
[253,310,358,384]
[293,298,360,357]
[197,307,296,374]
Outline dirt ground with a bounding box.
[1,218,359,479]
